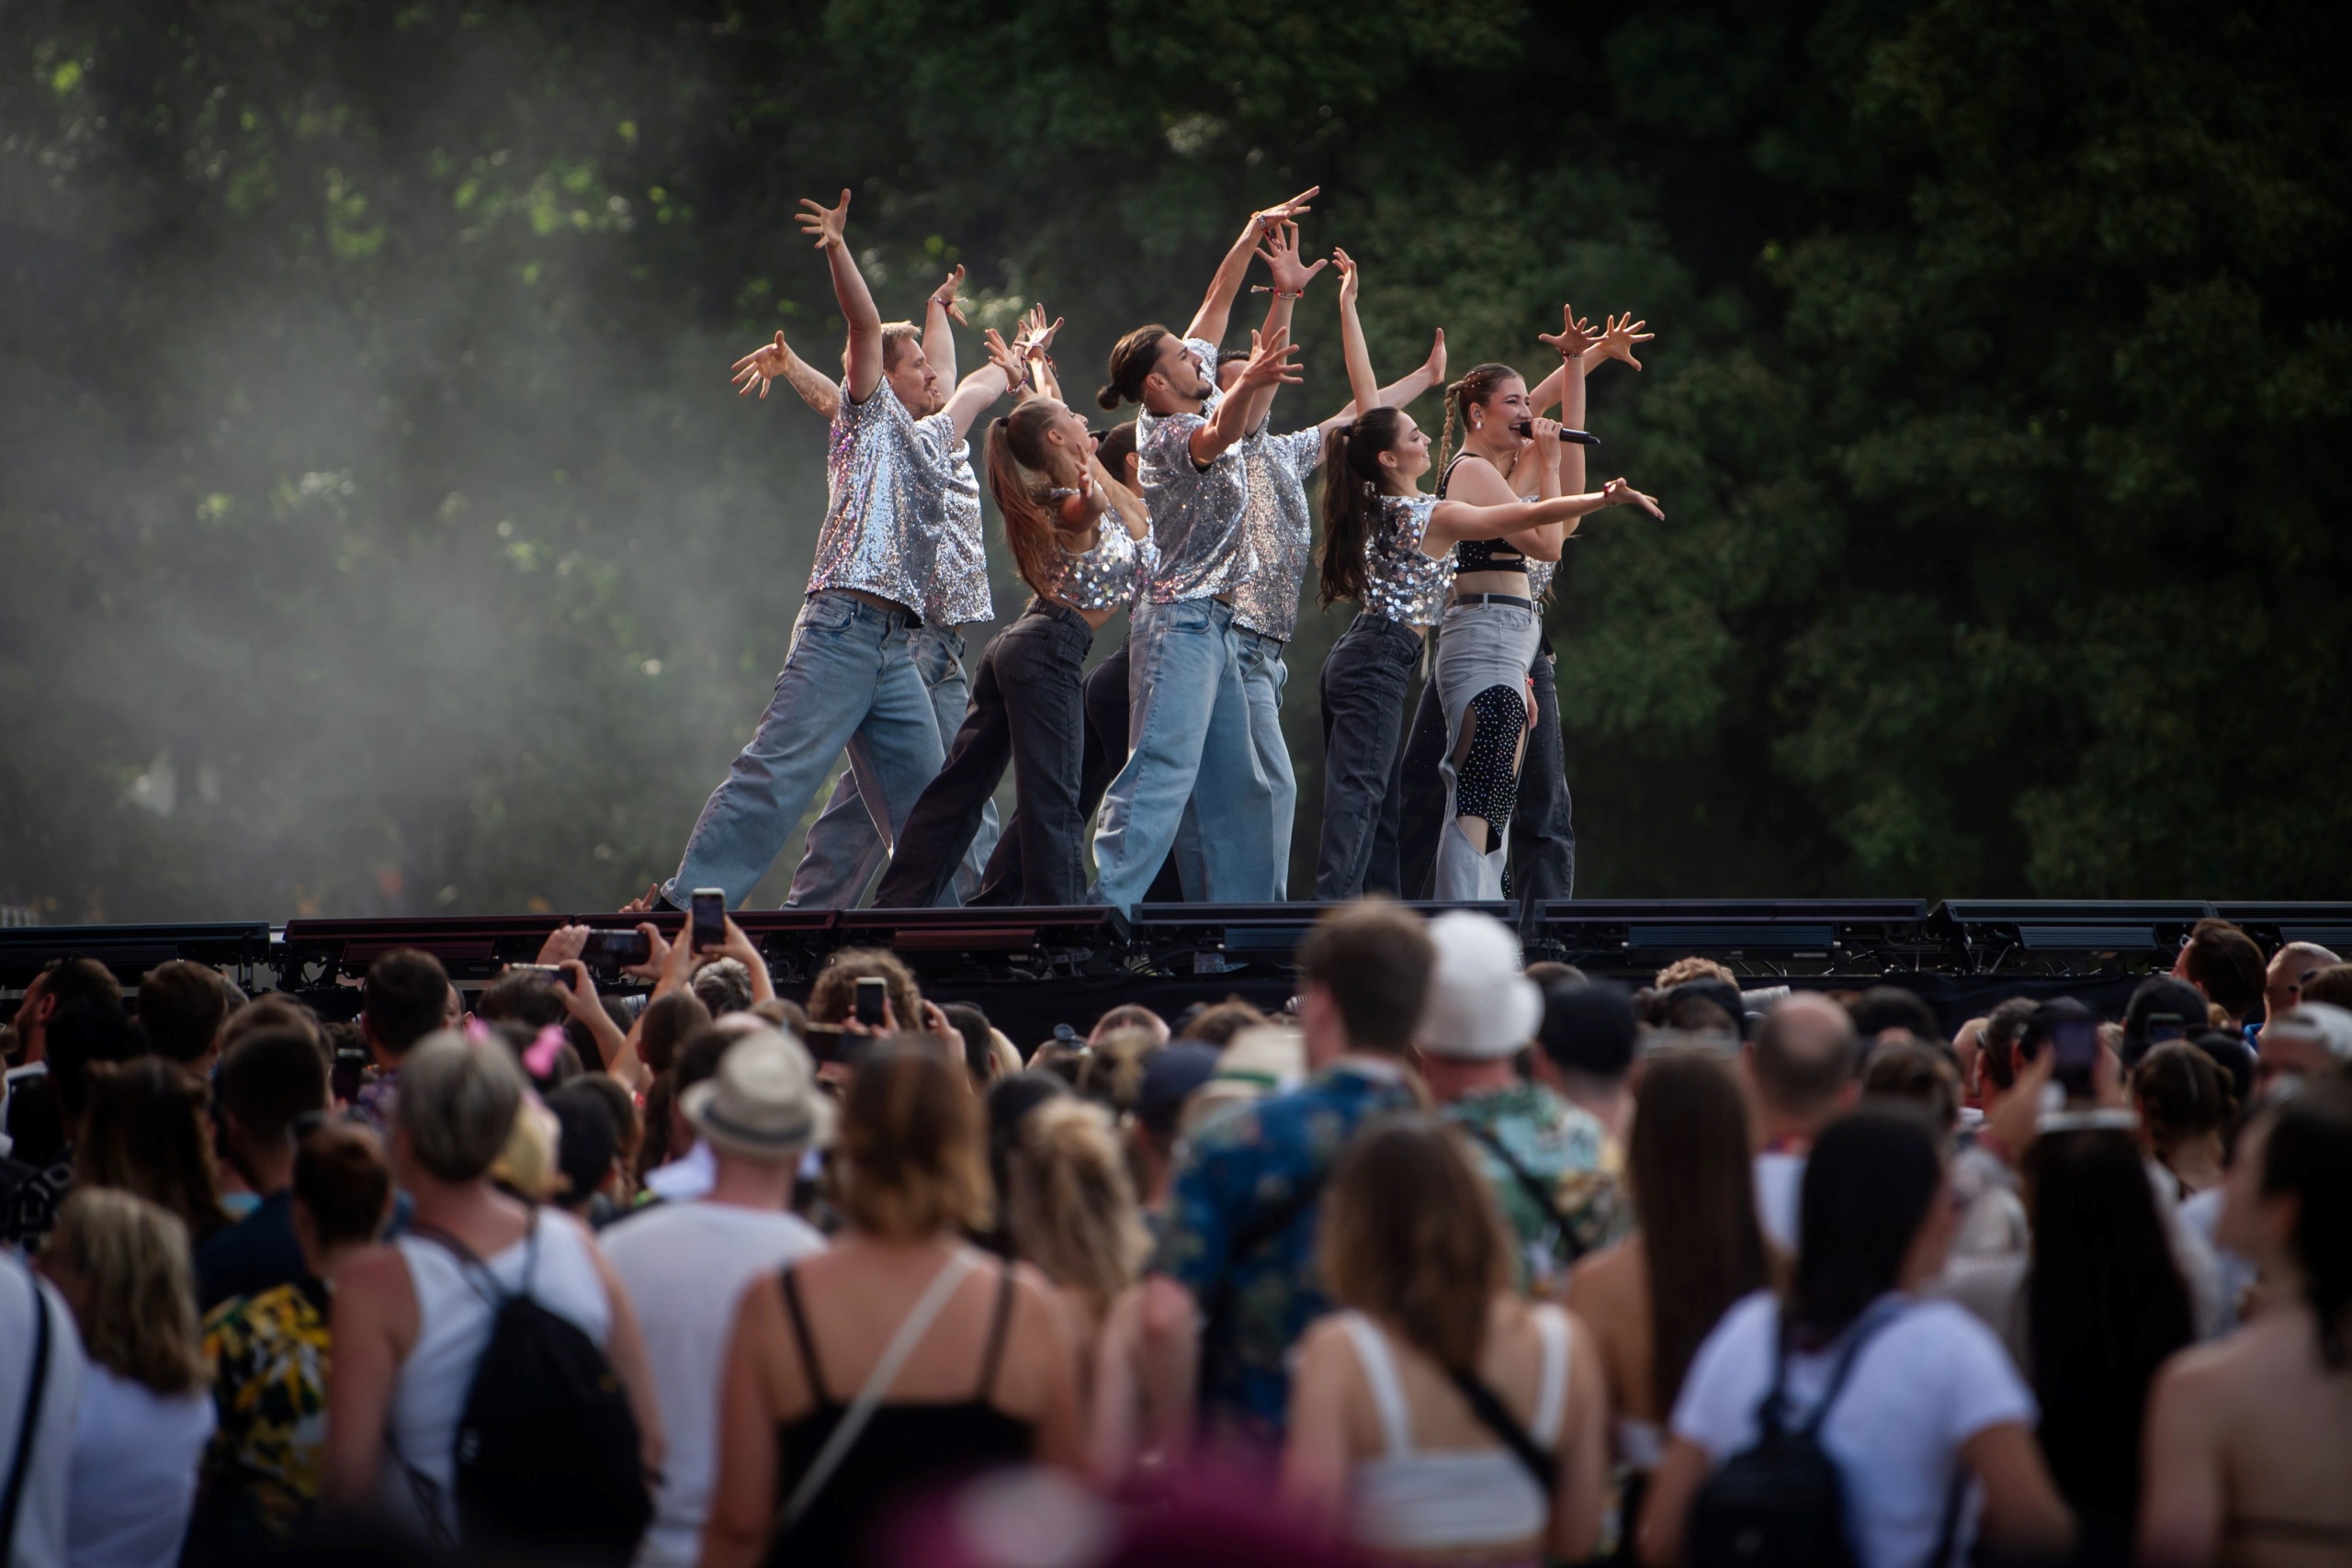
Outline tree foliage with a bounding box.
[3,0,2345,919]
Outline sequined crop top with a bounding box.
[1439,455,1528,576]
[1034,516,1156,614]
[1363,495,1454,628]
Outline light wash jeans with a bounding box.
[1432,597,1542,900]
[662,592,948,909]
[1091,598,1274,912]
[1170,626,1295,901]
[785,622,996,908]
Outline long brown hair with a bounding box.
[1633,1053,1771,1416]
[1316,407,1408,606]
[984,399,1077,597]
[74,1056,231,1243]
[1320,1113,1510,1371]
[1438,361,1521,471]
[838,1043,992,1240]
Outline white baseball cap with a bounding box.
[1417,911,1544,1061]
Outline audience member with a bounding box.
[2263,942,2342,1030]
[639,1025,739,1203]
[1651,957,1735,992]
[1742,994,1859,1252]
[353,949,457,1134]
[137,960,231,1073]
[544,1082,624,1221]
[1177,998,1270,1049]
[1089,1004,1170,1048]
[76,1055,232,1248]
[1143,900,1435,1443]
[805,948,922,1031]
[1070,1025,1159,1115]
[2119,975,2211,1070]
[1642,1108,2074,1567]
[2140,1084,2352,1565]
[567,1070,642,1207]
[321,1033,663,1549]
[2,1000,148,1249]
[689,958,755,1018]
[1418,912,1619,1292]
[1129,1043,1218,1214]
[1860,1036,1962,1140]
[2175,918,2265,1032]
[3,957,124,1171]
[0,1244,87,1568]
[1976,995,2038,1100]
[601,1030,831,1568]
[1660,981,1743,1040]
[2253,1002,2352,1095]
[701,1044,1081,1567]
[1565,1052,1768,1542]
[939,1001,1000,1092]
[1005,1096,1148,1420]
[2298,962,2352,1011]
[2132,1042,2235,1200]
[197,1028,332,1309]
[42,1188,217,1568]
[1533,980,1638,1150]
[1283,1115,1606,1562]
[191,1122,391,1558]
[1844,986,1943,1046]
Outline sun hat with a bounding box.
[682,1027,834,1163]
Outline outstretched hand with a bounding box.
[732,331,794,399]
[1422,328,1448,384]
[1601,478,1664,519]
[982,327,1026,390]
[1016,303,1064,361]
[1249,185,1320,235]
[1236,325,1306,391]
[1332,247,1360,307]
[930,264,969,326]
[796,188,852,250]
[1255,219,1328,296]
[1596,312,1655,371]
[1538,302,1601,361]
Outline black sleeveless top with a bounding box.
[1440,454,1528,575]
[766,1261,1036,1567]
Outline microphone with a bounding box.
[1510,421,1600,446]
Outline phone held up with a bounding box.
[854,976,888,1030]
[2049,1017,2102,1100]
[690,887,726,953]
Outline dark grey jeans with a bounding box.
[874,599,1093,908]
[1314,612,1423,900]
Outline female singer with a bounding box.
[1314,251,1655,900]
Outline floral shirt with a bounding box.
[1443,1081,1626,1295]
[353,1068,398,1134]
[1151,1059,1420,1440]
[201,1278,332,1540]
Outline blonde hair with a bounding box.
[1655,955,1737,989]
[1007,1099,1148,1312]
[880,321,922,370]
[47,1188,207,1395]
[1319,1115,1511,1371]
[838,1044,991,1239]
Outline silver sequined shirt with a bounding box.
[920,438,994,627]
[1035,519,1158,614]
[1365,494,1455,628]
[806,381,992,625]
[1136,336,1250,604]
[1230,423,1324,641]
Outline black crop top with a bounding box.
[1439,455,1528,575]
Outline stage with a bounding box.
[6,900,2345,1044]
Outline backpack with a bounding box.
[411,1221,652,1567]
[1685,1303,1905,1568]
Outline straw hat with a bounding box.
[682,1028,834,1163]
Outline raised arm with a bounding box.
[731,330,841,422]
[925,265,967,388]
[938,329,1028,444]
[1240,220,1327,433]
[1333,248,1380,413]
[1018,304,1065,402]
[1319,328,1446,433]
[1191,327,1302,466]
[1532,310,1652,413]
[1185,186,1319,346]
[797,189,883,402]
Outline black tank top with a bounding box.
[766,1261,1036,1567]
[1440,454,1527,574]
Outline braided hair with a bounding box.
[1437,362,1523,470]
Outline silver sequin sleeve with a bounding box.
[1136,336,1250,604]
[1035,519,1158,614]
[805,381,982,620]
[1363,494,1455,628]
[1229,423,1325,642]
[913,415,994,627]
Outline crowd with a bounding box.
[1,907,2347,1568]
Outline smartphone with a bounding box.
[690,887,726,953]
[854,976,888,1030]
[511,963,569,984]
[331,1043,370,1104]
[2145,1012,2188,1045]
[2050,1018,2101,1100]
[579,930,653,967]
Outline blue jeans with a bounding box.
[662,592,949,908]
[1091,598,1274,912]
[1170,626,1295,900]
[785,623,996,908]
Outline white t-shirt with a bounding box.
[599,1201,827,1568]
[1672,1292,2036,1568]
[1753,1151,1805,1253]
[64,1366,214,1568]
[1,1258,85,1568]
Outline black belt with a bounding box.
[1453,592,1532,610]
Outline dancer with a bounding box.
[1394,309,1657,899]
[1087,189,1315,912]
[1204,321,1449,898]
[872,326,1154,908]
[728,265,1002,907]
[653,189,1025,910]
[1315,251,1659,901]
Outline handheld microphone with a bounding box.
[1510,421,1600,446]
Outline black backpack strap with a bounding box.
[1445,1365,1559,1495]
[1,1269,54,1556]
[974,1262,1017,1402]
[1796,1299,1908,1438]
[1458,1121,1589,1266]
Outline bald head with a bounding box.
[2267,942,2341,1024]
[1750,993,1860,1123]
